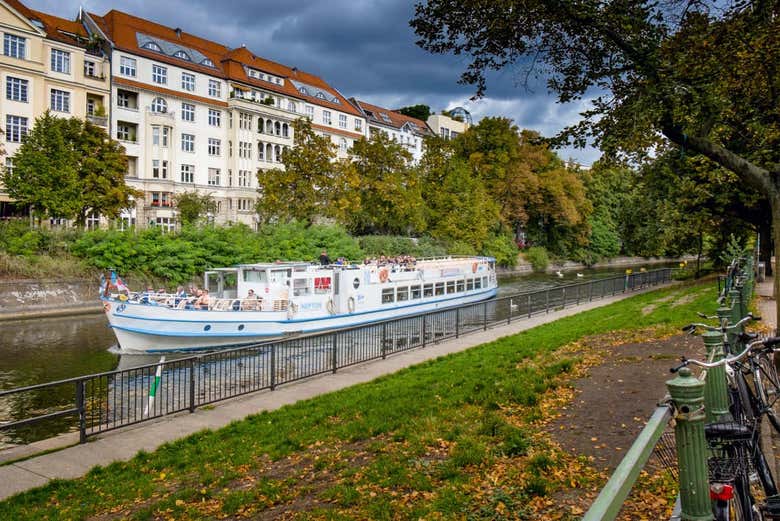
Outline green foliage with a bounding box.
[396,104,431,121]
[173,191,217,225]
[1,112,137,224]
[524,246,550,272]
[481,233,518,267]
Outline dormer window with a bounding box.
[201,58,214,67]
[173,50,190,61]
[315,92,326,100]
[298,86,306,94]
[150,97,168,113]
[143,41,162,52]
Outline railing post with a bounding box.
[589,280,593,301]
[667,368,713,521]
[381,323,388,358]
[506,299,511,325]
[562,287,566,308]
[545,289,550,313]
[576,284,580,305]
[270,344,276,391]
[188,358,196,413]
[729,288,743,324]
[483,302,487,330]
[702,332,729,422]
[527,294,532,318]
[716,307,736,353]
[76,379,86,444]
[456,308,462,336]
[332,333,338,373]
[422,315,427,348]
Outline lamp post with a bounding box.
[206,211,214,226]
[253,213,260,232]
[171,209,178,233]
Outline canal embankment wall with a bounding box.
[497,254,700,275]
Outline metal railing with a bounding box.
[0,268,673,446]
[584,256,756,521]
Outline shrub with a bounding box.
[524,246,550,272]
[481,233,518,267]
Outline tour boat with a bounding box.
[102,256,498,353]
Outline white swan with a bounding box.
[576,273,584,278]
[555,270,563,278]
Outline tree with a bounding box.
[256,118,358,223]
[411,1,780,319]
[1,111,136,224]
[173,191,217,226]
[396,104,431,122]
[345,133,426,235]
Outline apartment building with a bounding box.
[0,0,110,218]
[427,110,470,141]
[350,99,433,163]
[81,9,367,229]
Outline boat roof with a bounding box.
[209,262,314,272]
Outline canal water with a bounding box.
[0,264,675,446]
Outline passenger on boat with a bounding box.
[242,289,261,310]
[174,286,187,307]
[319,250,331,266]
[196,289,210,310]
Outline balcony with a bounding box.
[87,115,108,127]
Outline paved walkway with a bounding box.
[0,284,673,501]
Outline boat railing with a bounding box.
[110,293,288,313]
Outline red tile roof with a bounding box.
[5,0,92,48]
[351,99,433,136]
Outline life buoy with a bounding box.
[347,296,356,313]
[103,302,111,313]
[472,262,478,273]
[287,302,298,320]
[379,268,389,283]
[326,299,336,315]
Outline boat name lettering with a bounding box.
[116,303,127,313]
[300,302,322,310]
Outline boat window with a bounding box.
[466,279,474,291]
[435,282,445,296]
[397,286,409,301]
[244,269,267,283]
[456,280,465,292]
[269,269,290,284]
[423,284,433,298]
[314,276,331,294]
[446,281,456,294]
[293,278,310,296]
[483,276,488,287]
[382,288,395,303]
[475,278,482,289]
[352,277,360,289]
[410,285,421,299]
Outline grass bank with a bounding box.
[0,281,715,519]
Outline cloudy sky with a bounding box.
[26,0,599,165]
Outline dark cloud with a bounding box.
[25,0,598,164]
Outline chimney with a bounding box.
[174,27,182,38]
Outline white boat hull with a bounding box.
[105,288,497,353]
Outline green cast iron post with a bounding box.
[728,289,743,326]
[716,307,736,353]
[702,331,729,422]
[667,367,713,521]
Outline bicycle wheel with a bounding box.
[754,352,780,434]
[733,369,758,424]
[709,441,756,521]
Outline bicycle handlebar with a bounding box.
[670,336,780,373]
[682,313,760,334]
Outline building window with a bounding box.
[84,60,97,78]
[116,122,136,142]
[150,97,167,113]
[152,126,159,146]
[181,72,195,91]
[339,138,347,153]
[282,123,289,138]
[6,115,27,142]
[322,110,331,125]
[5,157,13,176]
[181,102,195,122]
[6,77,27,102]
[117,89,137,109]
[151,159,168,179]
[305,105,314,119]
[239,112,252,130]
[274,145,282,162]
[355,119,362,132]
[143,41,162,52]
[50,89,70,113]
[208,109,221,127]
[208,138,221,156]
[3,34,26,59]
[180,164,194,183]
[238,141,251,159]
[173,50,190,61]
[152,64,167,84]
[238,170,251,187]
[181,133,194,152]
[208,167,220,186]
[119,56,136,77]
[288,100,297,112]
[51,49,70,74]
[208,79,220,97]
[339,114,347,129]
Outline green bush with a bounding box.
[481,233,518,267]
[524,246,550,272]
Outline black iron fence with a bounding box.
[0,268,673,445]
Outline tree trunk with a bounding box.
[761,220,773,277]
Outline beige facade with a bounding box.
[0,0,110,206]
[427,113,469,140]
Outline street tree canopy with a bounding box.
[411,0,780,317]
[1,111,137,224]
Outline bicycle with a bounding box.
[672,335,780,520]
